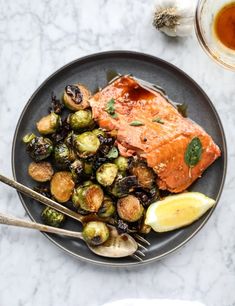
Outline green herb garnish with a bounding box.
[152,117,164,124]
[185,137,202,167]
[107,146,119,159]
[129,120,145,126]
[105,98,118,118]
[176,103,188,117]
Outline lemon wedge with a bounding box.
[145,192,215,232]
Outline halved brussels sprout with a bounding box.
[41,206,65,227]
[36,112,61,135]
[74,131,100,158]
[69,159,84,182]
[82,221,109,246]
[28,161,54,182]
[54,143,76,167]
[69,109,94,131]
[22,133,36,143]
[117,195,144,222]
[50,171,75,203]
[114,156,129,172]
[26,137,53,161]
[72,181,104,212]
[96,163,118,187]
[129,161,156,189]
[63,84,91,111]
[92,128,106,137]
[98,196,116,218]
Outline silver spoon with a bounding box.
[0,174,146,260]
[0,211,138,258]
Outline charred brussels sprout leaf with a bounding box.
[117,195,144,222]
[82,221,110,246]
[49,92,64,114]
[22,133,36,144]
[107,146,119,159]
[98,196,116,218]
[72,181,104,212]
[74,132,100,158]
[36,112,61,135]
[26,137,53,161]
[69,109,95,131]
[41,207,65,227]
[108,175,138,198]
[96,163,118,187]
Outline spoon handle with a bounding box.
[0,212,83,239]
[0,174,84,223]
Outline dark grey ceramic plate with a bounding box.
[12,51,227,267]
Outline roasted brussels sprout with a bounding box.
[98,196,116,218]
[50,171,75,203]
[82,221,109,246]
[114,156,129,172]
[41,207,65,227]
[117,195,144,222]
[70,159,84,182]
[72,181,104,212]
[54,143,76,167]
[69,109,94,131]
[22,133,36,143]
[26,137,53,161]
[74,132,100,158]
[92,128,106,137]
[28,161,54,182]
[96,163,118,187]
[36,112,61,135]
[63,84,91,111]
[129,161,156,189]
[108,175,138,197]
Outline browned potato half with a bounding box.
[28,162,54,182]
[50,171,75,203]
[117,195,144,222]
[63,84,91,111]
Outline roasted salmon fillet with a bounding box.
[89,76,221,193]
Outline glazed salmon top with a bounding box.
[89,76,221,193]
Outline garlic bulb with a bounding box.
[153,0,196,37]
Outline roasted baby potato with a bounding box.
[82,221,109,246]
[28,161,54,182]
[72,181,104,212]
[117,195,144,222]
[63,84,91,111]
[41,207,65,227]
[50,171,75,203]
[36,112,61,135]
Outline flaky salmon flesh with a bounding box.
[89,76,221,193]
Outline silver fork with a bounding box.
[0,174,150,261]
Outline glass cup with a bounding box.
[195,0,235,71]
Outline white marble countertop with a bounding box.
[0,1,234,305]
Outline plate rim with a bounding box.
[11,50,227,267]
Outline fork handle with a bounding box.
[0,174,84,223]
[0,212,83,239]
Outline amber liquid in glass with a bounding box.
[214,2,235,50]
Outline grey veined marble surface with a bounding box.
[0,1,235,306]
